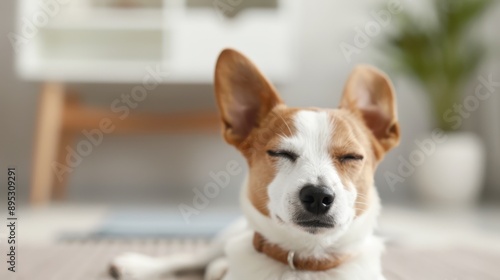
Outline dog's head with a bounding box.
[214,49,399,235]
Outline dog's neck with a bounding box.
[252,231,353,271]
[241,178,380,261]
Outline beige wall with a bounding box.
[0,0,39,203]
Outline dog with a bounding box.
[109,49,400,280]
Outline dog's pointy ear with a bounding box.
[340,65,400,154]
[214,49,283,146]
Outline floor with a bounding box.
[1,240,499,280]
[0,203,499,279]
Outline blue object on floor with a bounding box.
[60,207,241,240]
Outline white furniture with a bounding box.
[16,0,301,83]
[16,0,301,205]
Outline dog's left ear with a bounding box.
[340,65,400,154]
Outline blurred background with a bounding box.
[0,0,499,279]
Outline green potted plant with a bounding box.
[379,0,493,207]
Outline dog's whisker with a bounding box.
[275,112,293,136]
[356,193,370,199]
[355,201,370,205]
[266,123,291,140]
[356,201,368,206]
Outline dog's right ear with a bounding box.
[340,65,400,155]
[214,49,283,146]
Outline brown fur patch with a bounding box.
[326,109,379,216]
[236,105,299,216]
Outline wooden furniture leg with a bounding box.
[52,92,80,200]
[30,83,66,205]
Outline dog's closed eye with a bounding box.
[267,150,299,162]
[339,154,364,164]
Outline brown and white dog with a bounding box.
[110,49,400,280]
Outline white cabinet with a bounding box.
[16,0,300,83]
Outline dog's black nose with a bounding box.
[299,185,334,215]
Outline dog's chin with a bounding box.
[275,212,345,235]
[297,221,335,235]
[292,213,336,235]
